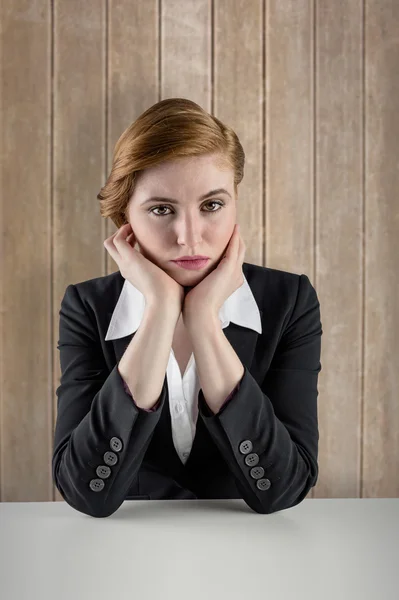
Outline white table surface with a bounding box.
[1,498,398,600]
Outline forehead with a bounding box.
[134,153,233,193]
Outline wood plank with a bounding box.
[215,0,264,260]
[1,0,51,501]
[53,0,105,501]
[106,0,159,262]
[267,0,314,497]
[364,0,399,497]
[315,0,364,497]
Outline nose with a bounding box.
[174,216,203,248]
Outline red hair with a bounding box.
[97,98,245,228]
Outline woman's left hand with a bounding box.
[182,224,246,322]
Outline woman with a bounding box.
[52,98,323,518]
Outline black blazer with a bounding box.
[52,262,322,518]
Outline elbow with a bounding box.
[249,464,318,516]
[270,473,318,514]
[52,454,118,519]
[54,478,116,518]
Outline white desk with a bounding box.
[1,498,398,599]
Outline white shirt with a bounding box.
[104,271,262,465]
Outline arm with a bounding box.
[191,274,323,515]
[52,284,176,518]
[118,296,180,410]
[122,377,240,412]
[184,313,245,415]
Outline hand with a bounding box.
[183,224,246,320]
[103,223,184,310]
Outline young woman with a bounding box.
[52,98,322,518]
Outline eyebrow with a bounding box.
[140,188,232,205]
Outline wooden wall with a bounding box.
[1,0,398,502]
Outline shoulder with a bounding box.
[243,262,320,330]
[243,261,315,303]
[69,270,124,298]
[61,271,124,319]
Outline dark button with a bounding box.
[239,440,253,455]
[244,453,259,467]
[96,465,111,479]
[89,478,105,492]
[110,437,123,452]
[103,451,118,466]
[250,466,264,479]
[256,478,271,491]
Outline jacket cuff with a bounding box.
[122,377,161,412]
[122,375,240,413]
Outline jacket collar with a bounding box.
[105,271,262,341]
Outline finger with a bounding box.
[114,224,133,249]
[104,224,126,246]
[114,223,131,240]
[104,225,129,260]
[233,224,241,256]
[103,236,119,264]
[239,238,246,261]
[236,229,245,265]
[229,224,239,245]
[103,231,116,245]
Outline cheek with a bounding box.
[220,223,236,243]
[134,221,162,245]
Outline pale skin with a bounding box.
[125,153,247,414]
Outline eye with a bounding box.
[149,200,225,217]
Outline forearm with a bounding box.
[118,300,180,410]
[185,313,245,415]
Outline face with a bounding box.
[126,153,237,286]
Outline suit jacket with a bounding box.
[103,264,263,462]
[52,262,323,518]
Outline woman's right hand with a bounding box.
[103,223,184,311]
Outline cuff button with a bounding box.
[256,478,271,491]
[250,466,265,479]
[244,453,259,467]
[239,440,253,454]
[89,478,105,492]
[110,437,123,452]
[96,465,111,479]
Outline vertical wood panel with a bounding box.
[266,0,314,275]
[266,0,314,498]
[162,0,210,108]
[106,0,159,273]
[364,0,399,497]
[52,0,106,500]
[215,0,264,264]
[315,0,364,498]
[1,0,50,501]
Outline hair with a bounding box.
[97,98,245,229]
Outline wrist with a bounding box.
[184,308,219,330]
[145,298,181,322]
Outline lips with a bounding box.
[173,256,209,261]
[172,258,210,270]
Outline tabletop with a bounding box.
[1,498,398,600]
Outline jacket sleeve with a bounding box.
[120,376,161,412]
[197,273,323,515]
[52,283,168,518]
